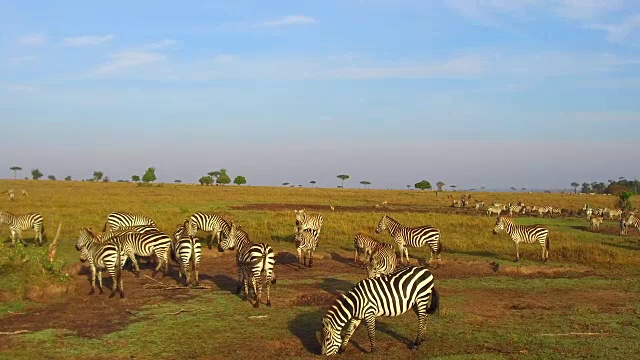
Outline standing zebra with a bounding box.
[103,211,156,232]
[218,222,276,308]
[294,227,320,268]
[486,206,503,216]
[172,231,202,286]
[621,214,640,236]
[589,215,603,231]
[187,212,231,249]
[100,229,172,276]
[75,228,125,298]
[375,214,442,267]
[294,209,323,235]
[365,242,397,278]
[0,210,44,246]
[531,206,553,218]
[508,205,523,216]
[321,266,439,355]
[353,233,379,266]
[493,217,549,262]
[607,209,623,220]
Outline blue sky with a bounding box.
[1,0,639,189]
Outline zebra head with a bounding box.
[76,228,95,254]
[293,226,303,247]
[0,210,7,224]
[186,218,198,236]
[321,317,342,356]
[365,253,381,279]
[218,222,239,252]
[294,209,306,223]
[493,217,506,235]
[375,214,387,234]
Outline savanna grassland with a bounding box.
[0,179,639,360]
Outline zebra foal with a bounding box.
[75,228,125,298]
[365,242,397,278]
[294,227,319,268]
[353,233,379,266]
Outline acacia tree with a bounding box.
[233,176,247,186]
[208,171,222,181]
[216,169,231,185]
[436,181,445,192]
[48,175,56,181]
[131,175,140,182]
[282,182,290,186]
[142,167,157,183]
[415,180,432,191]
[199,176,213,186]
[9,166,22,179]
[450,184,457,191]
[31,168,43,180]
[93,171,104,182]
[407,185,411,190]
[510,186,517,191]
[360,180,371,189]
[337,174,349,188]
[571,182,579,194]
[309,180,317,188]
[64,175,72,181]
[174,180,182,183]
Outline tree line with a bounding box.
[570,177,639,195]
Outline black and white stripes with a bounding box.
[0,210,44,246]
[75,228,125,298]
[294,227,319,268]
[187,212,231,249]
[103,211,157,232]
[375,214,442,267]
[294,209,323,235]
[493,216,549,262]
[321,266,439,355]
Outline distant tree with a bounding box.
[9,166,22,179]
[47,175,56,181]
[360,180,371,189]
[407,184,411,190]
[449,184,457,191]
[310,180,317,188]
[619,177,626,182]
[571,182,579,194]
[337,174,350,188]
[521,187,526,191]
[283,182,290,186]
[31,168,43,180]
[298,185,302,187]
[92,171,104,182]
[415,180,432,191]
[436,181,445,192]
[131,175,140,182]
[174,180,182,183]
[581,182,591,193]
[64,175,72,181]
[481,186,486,190]
[102,176,110,183]
[619,191,633,210]
[216,169,231,185]
[510,186,517,191]
[142,167,157,183]
[199,176,213,186]
[337,185,343,188]
[233,176,247,186]
[208,171,222,180]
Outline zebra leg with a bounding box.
[253,276,262,308]
[309,250,314,267]
[297,247,303,269]
[193,260,200,287]
[514,242,520,262]
[404,247,410,265]
[128,252,141,276]
[354,248,359,266]
[340,318,362,353]
[412,303,428,350]
[236,267,243,294]
[89,266,97,295]
[97,269,104,295]
[265,275,271,307]
[364,315,377,353]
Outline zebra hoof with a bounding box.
[120,292,125,299]
[253,302,260,308]
[89,290,95,295]
[267,300,272,307]
[109,292,115,298]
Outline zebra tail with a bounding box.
[427,288,440,315]
[115,242,123,297]
[263,250,276,284]
[546,236,550,251]
[102,221,108,232]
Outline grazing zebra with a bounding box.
[552,208,563,216]
[218,222,276,308]
[451,200,460,208]
[621,214,640,236]
[493,217,549,262]
[8,192,15,202]
[589,215,603,231]
[365,242,397,278]
[353,233,379,266]
[531,206,553,218]
[508,205,523,216]
[486,206,503,216]
[22,189,28,196]
[172,232,202,286]
[475,201,485,208]
[607,209,623,220]
[294,209,324,235]
[75,228,125,298]
[103,211,156,232]
[375,214,442,267]
[100,228,172,276]
[321,266,439,355]
[0,210,44,246]
[187,212,231,249]
[294,227,320,268]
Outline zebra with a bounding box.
[187,212,231,249]
[486,206,503,216]
[0,210,44,246]
[365,242,397,278]
[294,209,323,235]
[621,214,640,236]
[353,233,379,266]
[321,266,439,355]
[375,214,442,267]
[508,205,523,216]
[75,228,125,298]
[531,206,553,218]
[218,222,276,308]
[589,215,603,231]
[103,211,156,232]
[99,228,172,276]
[8,192,15,202]
[21,189,28,196]
[493,216,549,262]
[294,227,320,268]
[607,209,623,220]
[171,232,202,286]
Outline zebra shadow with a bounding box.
[319,277,354,297]
[330,252,358,267]
[376,320,418,349]
[271,234,295,243]
[275,251,301,270]
[208,274,239,294]
[288,309,324,355]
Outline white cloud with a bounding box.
[212,54,234,63]
[94,51,167,74]
[326,56,486,79]
[256,15,318,27]
[63,35,115,47]
[556,0,623,20]
[17,34,47,46]
[4,84,38,93]
[145,39,176,49]
[6,55,37,66]
[588,14,640,43]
